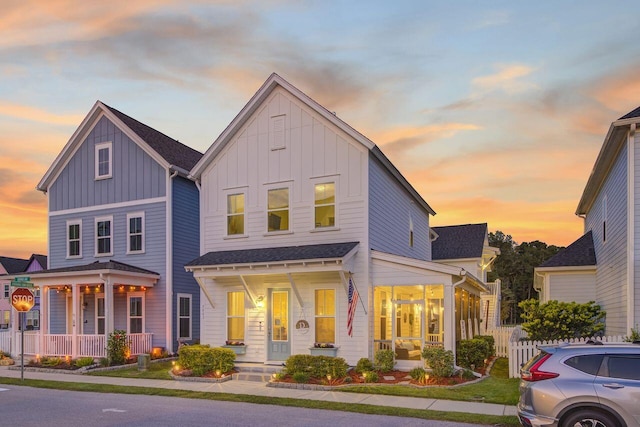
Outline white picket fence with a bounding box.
[507,335,627,378]
[0,330,10,354]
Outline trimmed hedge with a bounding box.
[284,354,348,379]
[422,346,455,377]
[178,344,236,376]
[456,338,491,369]
[475,335,496,356]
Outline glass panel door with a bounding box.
[395,301,423,360]
[268,290,290,361]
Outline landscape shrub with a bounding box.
[284,354,348,379]
[624,326,640,342]
[40,356,63,367]
[178,344,235,376]
[422,346,454,377]
[475,335,495,356]
[409,367,428,384]
[519,299,605,341]
[355,357,374,374]
[107,329,129,366]
[457,338,491,369]
[363,371,378,383]
[74,357,95,368]
[374,349,395,373]
[292,372,309,383]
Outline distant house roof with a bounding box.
[186,242,359,268]
[21,260,159,277]
[539,231,596,268]
[0,256,29,274]
[104,104,203,172]
[431,223,488,260]
[28,254,47,270]
[619,105,640,120]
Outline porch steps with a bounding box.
[233,363,284,382]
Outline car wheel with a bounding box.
[562,409,618,427]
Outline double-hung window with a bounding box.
[67,219,82,258]
[314,183,335,228]
[95,216,113,256]
[227,291,245,341]
[177,294,192,340]
[95,142,112,180]
[315,289,335,344]
[128,294,144,334]
[267,188,289,232]
[127,212,145,253]
[96,296,105,335]
[227,194,245,235]
[3,284,9,299]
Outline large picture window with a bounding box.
[67,220,82,258]
[95,142,112,180]
[227,291,245,341]
[267,188,289,232]
[315,289,335,343]
[314,183,335,228]
[127,212,145,253]
[178,294,192,340]
[227,193,245,235]
[95,216,113,256]
[128,294,144,334]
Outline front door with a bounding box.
[268,289,290,361]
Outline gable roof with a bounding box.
[577,105,640,215]
[27,254,47,270]
[0,256,29,274]
[189,73,435,216]
[38,101,202,191]
[539,230,596,268]
[431,223,488,260]
[186,241,359,268]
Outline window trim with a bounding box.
[66,219,82,259]
[126,212,145,254]
[266,186,291,233]
[95,294,105,335]
[95,141,113,180]
[313,182,336,230]
[127,292,145,335]
[3,284,9,299]
[95,215,113,257]
[226,192,246,237]
[314,288,336,344]
[177,293,192,341]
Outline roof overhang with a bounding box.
[534,265,597,274]
[3,266,159,288]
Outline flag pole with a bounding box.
[348,273,367,315]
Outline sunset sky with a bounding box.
[2,1,640,259]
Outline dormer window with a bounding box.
[95,142,112,180]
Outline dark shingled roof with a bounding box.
[431,223,487,260]
[539,231,596,268]
[0,256,29,274]
[29,254,47,269]
[104,104,203,172]
[619,105,640,120]
[24,260,159,276]
[187,242,359,267]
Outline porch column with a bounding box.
[72,283,79,358]
[104,278,114,336]
[40,286,49,357]
[443,283,456,355]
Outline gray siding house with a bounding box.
[535,106,640,336]
[11,102,203,357]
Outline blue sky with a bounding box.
[2,0,640,258]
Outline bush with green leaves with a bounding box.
[292,371,309,383]
[74,357,95,368]
[107,329,129,366]
[519,299,606,341]
[355,357,374,374]
[374,349,395,373]
[624,326,640,343]
[475,335,495,356]
[363,370,378,382]
[409,367,428,384]
[40,356,63,367]
[422,346,455,377]
[284,354,348,379]
[178,344,236,376]
[457,338,491,370]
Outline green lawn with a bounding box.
[87,360,174,380]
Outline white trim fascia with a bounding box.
[166,170,174,353]
[534,265,597,273]
[9,271,159,288]
[627,124,636,332]
[49,197,166,217]
[434,257,480,264]
[190,73,376,179]
[371,250,463,276]
[189,262,348,278]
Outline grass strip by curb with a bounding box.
[0,377,519,426]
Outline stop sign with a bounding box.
[11,287,34,312]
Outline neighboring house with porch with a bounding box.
[5,102,203,358]
[534,106,640,336]
[186,73,499,367]
[0,256,30,330]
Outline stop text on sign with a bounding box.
[11,288,34,312]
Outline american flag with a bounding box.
[347,277,359,337]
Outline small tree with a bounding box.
[519,299,605,341]
[107,329,129,366]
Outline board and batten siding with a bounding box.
[585,141,628,336]
[548,273,596,303]
[171,176,201,345]
[199,87,368,254]
[368,155,431,261]
[48,115,166,212]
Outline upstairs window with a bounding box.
[267,188,289,232]
[314,183,335,228]
[127,212,145,253]
[67,220,82,258]
[95,142,112,180]
[95,216,113,256]
[227,193,245,235]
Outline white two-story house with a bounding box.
[186,74,498,367]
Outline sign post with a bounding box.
[11,287,35,381]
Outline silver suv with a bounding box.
[518,342,640,427]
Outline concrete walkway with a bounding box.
[0,366,517,418]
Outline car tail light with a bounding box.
[521,353,559,381]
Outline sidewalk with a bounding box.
[0,365,517,418]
